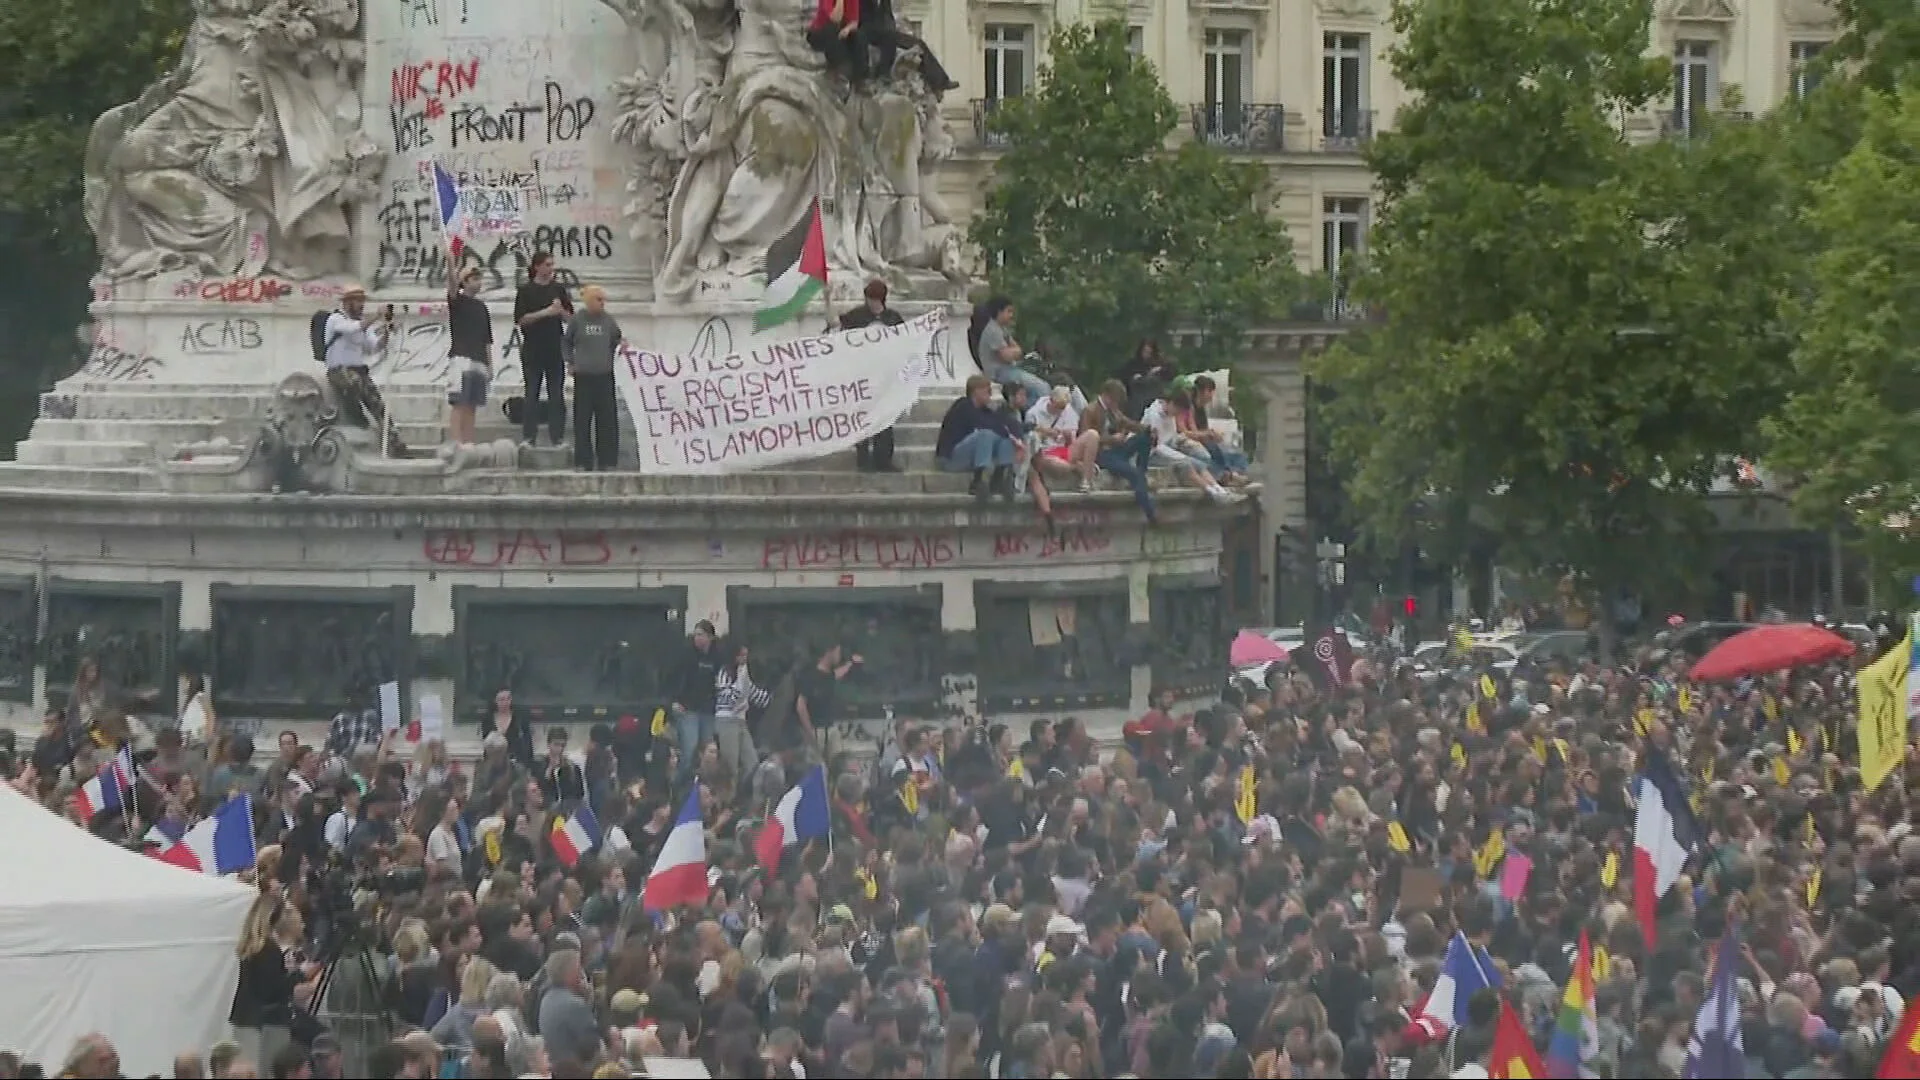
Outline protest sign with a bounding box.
[615,309,946,473]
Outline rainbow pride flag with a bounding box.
[1546,930,1599,1078]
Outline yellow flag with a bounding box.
[484,830,502,868]
[1600,850,1619,890]
[1773,757,1791,786]
[1858,632,1910,793]
[650,707,668,737]
[1786,727,1803,757]
[1807,867,1823,907]
[1806,815,1817,843]
[1474,828,1505,879]
[1504,1056,1535,1079]
[1466,701,1486,735]
[1552,737,1570,763]
[1007,757,1025,780]
[1763,694,1780,722]
[855,867,879,900]
[1532,736,1548,762]
[1821,724,1832,754]
[1235,764,1257,824]
[1387,821,1411,853]
[1454,627,1475,651]
[1452,742,1468,769]
[1591,945,1612,982]
[900,777,919,816]
[1480,674,1498,699]
[1678,686,1694,714]
[1634,708,1654,739]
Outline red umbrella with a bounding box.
[1687,623,1856,682]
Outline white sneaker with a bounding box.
[1208,486,1244,504]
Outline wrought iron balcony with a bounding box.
[1189,103,1288,152]
[971,98,1014,148]
[1319,109,1376,152]
[1658,109,1755,141]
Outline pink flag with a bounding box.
[1499,851,1532,900]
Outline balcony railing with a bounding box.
[1319,109,1376,152]
[971,98,1014,148]
[1659,109,1755,141]
[1189,103,1288,152]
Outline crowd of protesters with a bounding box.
[4,607,1919,1080]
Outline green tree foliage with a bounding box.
[1316,0,1798,617]
[1764,86,1920,581]
[0,0,191,454]
[967,20,1301,382]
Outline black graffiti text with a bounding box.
[389,101,435,153]
[530,225,614,263]
[543,81,595,142]
[180,317,263,354]
[449,101,543,147]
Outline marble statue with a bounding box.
[598,0,966,301]
[83,0,384,281]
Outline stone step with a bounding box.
[46,390,445,424]
[0,463,160,492]
[27,417,446,450]
[13,440,157,467]
[449,469,981,498]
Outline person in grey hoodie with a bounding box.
[564,285,623,470]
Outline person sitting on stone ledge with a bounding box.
[995,382,1059,536]
[936,373,1023,502]
[807,0,870,84]
[860,0,960,94]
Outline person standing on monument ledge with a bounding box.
[565,285,625,472]
[445,266,493,448]
[323,285,405,455]
[838,278,904,472]
[512,251,573,448]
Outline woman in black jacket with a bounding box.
[230,891,297,1067]
[478,687,536,770]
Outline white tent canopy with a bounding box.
[0,783,255,1076]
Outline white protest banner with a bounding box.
[457,185,526,235]
[616,309,946,473]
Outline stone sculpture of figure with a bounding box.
[599,0,961,301]
[83,0,384,281]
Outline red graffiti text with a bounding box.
[422,529,613,567]
[761,532,958,572]
[992,527,1113,560]
[391,58,482,106]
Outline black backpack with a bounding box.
[308,309,337,364]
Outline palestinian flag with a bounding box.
[755,196,827,331]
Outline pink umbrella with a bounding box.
[1231,630,1290,667]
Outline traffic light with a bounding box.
[1402,595,1418,617]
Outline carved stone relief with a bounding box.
[0,581,33,703]
[1783,0,1837,27]
[42,586,177,714]
[457,593,685,719]
[84,0,384,280]
[731,590,945,717]
[975,588,1132,709]
[1150,581,1226,695]
[595,0,966,301]
[213,590,409,717]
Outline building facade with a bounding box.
[913,0,1843,280]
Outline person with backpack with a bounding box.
[314,284,405,454]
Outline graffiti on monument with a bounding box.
[213,597,406,716]
[734,596,944,718]
[458,599,682,717]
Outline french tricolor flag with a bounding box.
[1633,748,1700,949]
[71,747,134,822]
[431,160,465,260]
[153,794,257,876]
[642,790,708,912]
[754,765,831,871]
[550,804,601,869]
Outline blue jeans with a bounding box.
[940,428,1016,471]
[989,364,1052,405]
[1096,431,1155,519]
[1204,441,1249,479]
[674,709,713,783]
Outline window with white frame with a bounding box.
[1790,40,1828,99]
[1323,197,1367,287]
[1322,33,1369,139]
[1204,29,1250,135]
[1127,24,1144,57]
[1672,40,1715,135]
[984,24,1032,102]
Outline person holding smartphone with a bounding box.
[322,285,405,454]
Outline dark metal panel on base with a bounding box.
[727,585,944,719]
[210,585,413,719]
[0,575,34,704]
[42,579,181,715]
[1149,572,1227,699]
[452,586,689,722]
[973,579,1131,712]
